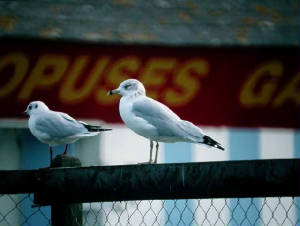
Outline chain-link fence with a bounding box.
[83,197,300,226]
[1,194,299,226]
[1,159,299,226]
[0,194,50,226]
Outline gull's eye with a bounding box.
[124,84,131,90]
[28,105,32,110]
[35,104,38,109]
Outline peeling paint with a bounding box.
[113,0,136,6]
[254,4,272,15]
[40,27,62,37]
[185,2,198,14]
[254,4,287,22]
[121,32,156,41]
[84,32,102,40]
[177,11,193,23]
[235,26,249,44]
[235,33,248,44]
[0,15,17,31]
[242,17,257,26]
[208,9,222,17]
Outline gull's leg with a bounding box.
[149,140,153,163]
[154,142,159,164]
[40,146,53,169]
[138,140,154,164]
[63,144,69,155]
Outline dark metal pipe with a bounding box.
[1,158,299,205]
[34,158,300,205]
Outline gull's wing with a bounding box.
[132,96,205,142]
[58,111,78,123]
[59,112,111,132]
[132,97,191,139]
[34,111,87,139]
[177,120,205,142]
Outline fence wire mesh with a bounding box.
[0,194,50,226]
[83,197,300,226]
[1,194,299,226]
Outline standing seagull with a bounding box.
[108,79,224,164]
[25,101,111,162]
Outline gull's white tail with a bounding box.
[178,120,224,150]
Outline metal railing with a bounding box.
[0,156,299,226]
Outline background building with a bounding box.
[0,0,299,225]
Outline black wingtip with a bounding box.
[83,124,112,132]
[98,128,112,132]
[216,145,225,151]
[203,135,225,151]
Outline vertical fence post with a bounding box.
[51,154,82,226]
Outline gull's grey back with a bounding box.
[132,97,202,141]
[33,111,87,139]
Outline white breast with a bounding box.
[119,96,158,139]
[28,116,37,137]
[28,115,51,144]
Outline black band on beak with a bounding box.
[107,89,120,96]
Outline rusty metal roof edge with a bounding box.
[0,0,299,47]
[1,35,299,49]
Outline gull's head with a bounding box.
[25,101,49,116]
[107,79,146,97]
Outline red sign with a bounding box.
[0,39,299,128]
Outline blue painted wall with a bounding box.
[164,142,194,225]
[229,128,260,226]
[293,130,300,222]
[20,130,74,226]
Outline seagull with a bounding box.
[108,79,224,164]
[25,101,111,162]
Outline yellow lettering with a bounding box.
[0,52,29,98]
[18,54,68,100]
[96,56,140,105]
[273,73,300,107]
[240,61,283,107]
[164,59,209,107]
[59,56,109,103]
[140,58,176,99]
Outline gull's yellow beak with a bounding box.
[24,108,29,115]
[107,88,120,96]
